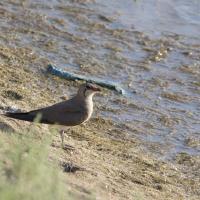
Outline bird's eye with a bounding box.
[86,85,91,89]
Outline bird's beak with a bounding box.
[91,85,101,92]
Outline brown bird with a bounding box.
[4,83,101,148]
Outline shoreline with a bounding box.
[0,46,199,199]
[0,0,200,199]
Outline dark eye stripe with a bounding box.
[86,83,93,89]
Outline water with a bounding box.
[95,0,200,38]
[1,0,200,159]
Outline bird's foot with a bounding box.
[51,143,75,151]
[62,144,75,151]
[59,129,75,151]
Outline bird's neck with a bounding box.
[84,94,94,121]
[75,93,94,105]
[86,93,94,102]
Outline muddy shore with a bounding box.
[0,42,199,200]
[0,0,200,199]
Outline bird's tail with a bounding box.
[4,112,36,122]
[4,111,53,124]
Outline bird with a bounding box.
[3,83,101,148]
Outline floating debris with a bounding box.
[47,64,125,95]
[161,92,190,103]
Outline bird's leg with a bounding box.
[59,130,65,149]
[59,129,75,151]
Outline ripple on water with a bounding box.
[1,0,200,159]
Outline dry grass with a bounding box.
[0,124,71,200]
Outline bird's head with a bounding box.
[78,83,101,98]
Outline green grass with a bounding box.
[0,127,70,200]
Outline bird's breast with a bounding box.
[83,100,93,122]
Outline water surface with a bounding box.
[1,0,200,159]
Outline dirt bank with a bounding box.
[0,46,199,200]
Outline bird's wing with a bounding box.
[4,98,82,125]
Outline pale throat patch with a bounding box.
[84,90,96,97]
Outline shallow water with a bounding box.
[96,0,200,38]
[0,0,200,159]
